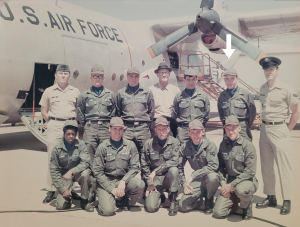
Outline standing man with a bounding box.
[116,66,155,153]
[50,120,94,212]
[173,68,210,143]
[141,117,181,216]
[40,64,80,203]
[77,64,116,162]
[93,117,145,216]
[213,115,258,220]
[178,119,219,214]
[149,62,181,137]
[218,68,256,141]
[256,57,299,215]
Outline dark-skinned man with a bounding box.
[213,115,258,220]
[93,117,145,216]
[173,68,210,143]
[50,120,95,212]
[178,119,219,214]
[218,68,256,141]
[141,116,181,216]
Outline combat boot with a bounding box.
[242,199,253,220]
[168,192,178,216]
[71,190,81,200]
[280,200,291,215]
[256,195,277,208]
[121,195,130,211]
[81,198,94,212]
[204,195,214,214]
[43,191,55,204]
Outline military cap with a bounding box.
[184,68,197,77]
[154,62,172,73]
[155,116,169,126]
[56,64,70,72]
[91,64,104,74]
[224,68,238,77]
[259,57,281,69]
[225,115,240,126]
[127,66,140,75]
[110,117,125,127]
[189,119,204,130]
[63,120,78,132]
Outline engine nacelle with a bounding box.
[201,34,226,54]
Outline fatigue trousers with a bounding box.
[97,177,145,216]
[213,179,258,218]
[177,126,190,143]
[145,167,179,213]
[47,120,65,191]
[259,123,292,200]
[56,169,96,210]
[123,123,151,153]
[179,172,219,212]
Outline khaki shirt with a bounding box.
[39,84,80,119]
[259,79,298,122]
[149,83,181,118]
[93,138,140,193]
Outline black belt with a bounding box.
[153,117,174,122]
[177,122,189,127]
[262,120,285,125]
[50,117,75,121]
[124,121,148,126]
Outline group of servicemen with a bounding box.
[39,56,299,219]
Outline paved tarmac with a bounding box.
[0,122,299,227]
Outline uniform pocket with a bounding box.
[58,155,68,168]
[163,151,171,160]
[179,100,190,118]
[101,99,113,114]
[234,102,247,117]
[222,152,230,160]
[149,152,160,161]
[105,153,116,172]
[221,102,230,116]
[234,153,244,172]
[193,100,205,116]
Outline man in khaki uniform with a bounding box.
[256,57,299,215]
[40,64,80,203]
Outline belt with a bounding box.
[262,120,285,125]
[89,120,109,125]
[153,117,174,122]
[50,117,75,121]
[177,122,189,127]
[124,121,147,126]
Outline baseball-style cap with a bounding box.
[259,57,281,69]
[110,117,125,127]
[225,115,240,126]
[91,64,104,74]
[63,120,78,131]
[56,64,70,72]
[184,68,197,77]
[154,62,172,73]
[155,116,169,127]
[224,68,238,77]
[127,66,140,75]
[189,119,204,130]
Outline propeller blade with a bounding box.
[147,23,198,58]
[200,0,214,9]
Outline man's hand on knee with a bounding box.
[148,171,156,183]
[62,190,72,198]
[220,184,233,198]
[145,185,157,197]
[116,180,126,197]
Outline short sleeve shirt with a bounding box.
[39,84,80,119]
[259,79,299,121]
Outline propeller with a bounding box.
[148,0,266,62]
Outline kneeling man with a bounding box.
[179,119,219,214]
[93,117,145,216]
[50,120,95,212]
[213,115,258,220]
[141,117,181,216]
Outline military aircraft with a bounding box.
[0,0,299,143]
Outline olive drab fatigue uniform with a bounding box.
[77,87,116,162]
[140,136,180,212]
[39,84,80,191]
[259,79,298,200]
[116,85,155,152]
[50,139,95,210]
[172,87,210,143]
[218,87,256,141]
[213,137,258,218]
[93,139,145,216]
[178,138,220,212]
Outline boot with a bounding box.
[71,190,81,200]
[256,195,277,208]
[43,191,55,204]
[80,198,94,212]
[88,190,96,203]
[161,193,166,204]
[168,192,178,216]
[121,195,130,211]
[242,200,253,220]
[204,195,214,214]
[280,200,291,215]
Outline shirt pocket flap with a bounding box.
[50,96,60,103]
[102,100,112,106]
[235,153,245,162]
[149,152,160,160]
[194,101,204,108]
[163,151,171,159]
[105,153,116,161]
[121,152,131,160]
[136,97,147,103]
[234,103,246,109]
[222,152,230,160]
[179,101,189,108]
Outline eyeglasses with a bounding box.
[91,75,104,79]
[158,72,170,76]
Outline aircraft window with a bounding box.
[120,74,124,81]
[112,73,116,80]
[73,70,79,79]
[142,60,145,66]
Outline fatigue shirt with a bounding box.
[93,138,140,193]
[259,79,299,122]
[179,138,219,185]
[140,136,180,186]
[39,84,80,119]
[172,87,210,125]
[218,136,257,188]
[77,87,116,125]
[50,139,90,194]
[116,84,155,122]
[218,87,256,125]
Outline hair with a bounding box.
[184,74,197,79]
[63,126,78,134]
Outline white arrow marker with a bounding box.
[222,34,235,59]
